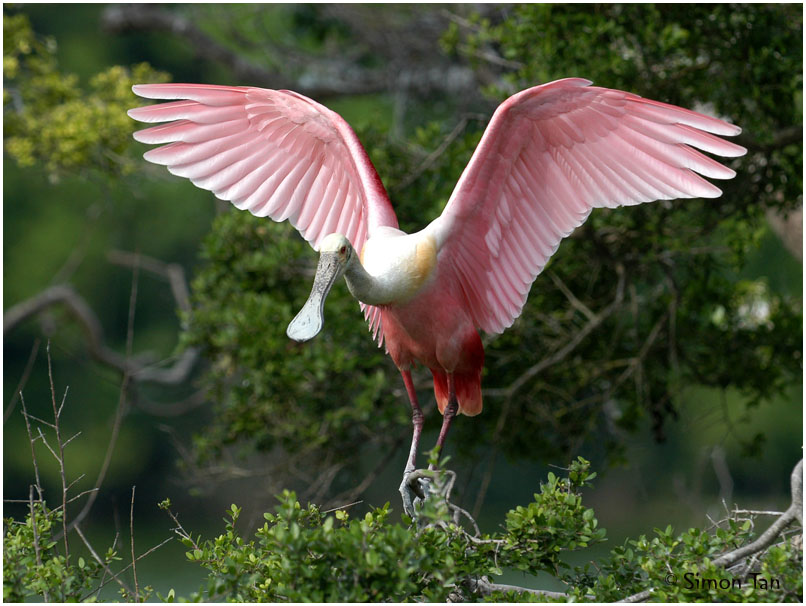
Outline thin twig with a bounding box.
[66,269,139,533]
[22,410,56,429]
[107,536,174,594]
[130,486,140,601]
[396,113,486,190]
[47,342,70,558]
[95,531,122,600]
[125,255,140,359]
[20,394,44,501]
[732,509,785,516]
[62,431,82,448]
[162,505,200,550]
[74,524,133,596]
[107,250,191,313]
[548,270,596,322]
[4,337,41,423]
[327,434,405,507]
[322,500,364,514]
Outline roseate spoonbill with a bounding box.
[129,78,745,514]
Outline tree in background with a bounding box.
[104,3,801,498]
[3,4,802,601]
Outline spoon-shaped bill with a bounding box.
[286,253,345,342]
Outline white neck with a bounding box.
[343,257,391,305]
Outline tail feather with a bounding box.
[431,368,483,417]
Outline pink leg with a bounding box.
[429,373,458,470]
[401,369,424,473]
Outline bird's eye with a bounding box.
[339,245,347,255]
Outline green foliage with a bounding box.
[444,4,802,213]
[5,419,800,603]
[3,500,133,602]
[568,522,802,602]
[153,458,801,602]
[163,458,600,601]
[3,11,169,178]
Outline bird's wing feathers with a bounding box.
[129,84,398,248]
[431,78,746,334]
[129,83,397,341]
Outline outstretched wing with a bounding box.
[128,83,399,339]
[429,78,746,334]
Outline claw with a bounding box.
[399,469,436,521]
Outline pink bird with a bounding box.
[128,78,745,514]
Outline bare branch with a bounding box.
[619,588,653,603]
[736,124,803,153]
[20,394,44,501]
[712,459,802,568]
[4,283,199,386]
[467,576,569,600]
[322,500,364,514]
[47,343,71,559]
[326,434,405,508]
[487,266,626,399]
[548,270,597,322]
[620,458,803,603]
[4,285,129,369]
[107,249,191,314]
[66,310,133,534]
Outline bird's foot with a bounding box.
[399,469,434,521]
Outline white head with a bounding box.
[286,233,356,342]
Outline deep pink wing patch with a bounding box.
[432,78,746,334]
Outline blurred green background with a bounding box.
[4,4,801,597]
